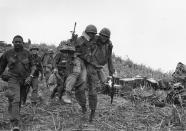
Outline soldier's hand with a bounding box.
[53,68,58,74]
[40,74,44,81]
[25,76,32,85]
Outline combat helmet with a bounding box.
[85,24,97,34]
[59,40,75,52]
[29,45,39,51]
[48,49,54,54]
[99,28,111,38]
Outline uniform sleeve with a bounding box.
[28,53,37,76]
[0,52,8,75]
[107,41,115,76]
[38,56,43,73]
[53,53,60,69]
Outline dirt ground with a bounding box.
[0,80,186,131]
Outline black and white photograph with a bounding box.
[0,0,186,130]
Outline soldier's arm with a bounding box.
[28,53,37,76]
[38,57,44,74]
[53,53,60,70]
[0,52,8,75]
[107,41,115,76]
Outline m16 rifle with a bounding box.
[70,22,78,43]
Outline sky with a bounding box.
[1,0,186,72]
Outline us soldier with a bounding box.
[172,62,186,88]
[29,45,43,105]
[42,49,54,85]
[92,28,115,83]
[0,35,36,131]
[74,24,100,122]
[51,41,85,104]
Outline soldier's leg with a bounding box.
[87,65,99,122]
[57,76,65,100]
[4,78,20,127]
[31,77,39,104]
[75,82,87,113]
[50,86,58,99]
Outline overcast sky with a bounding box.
[1,0,186,72]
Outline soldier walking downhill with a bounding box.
[74,24,100,122]
[29,45,43,105]
[42,49,54,85]
[0,35,36,131]
[51,41,85,104]
[93,27,115,82]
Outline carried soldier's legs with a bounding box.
[4,78,21,127]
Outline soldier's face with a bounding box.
[13,37,24,49]
[100,35,109,43]
[87,32,96,39]
[31,49,38,55]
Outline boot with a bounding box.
[82,106,87,114]
[89,109,95,123]
[50,87,58,99]
[10,120,20,131]
[62,92,72,104]
[11,127,20,131]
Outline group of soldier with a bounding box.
[1,24,186,131]
[0,24,115,131]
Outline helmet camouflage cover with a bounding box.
[99,28,111,38]
[29,45,39,51]
[59,40,75,52]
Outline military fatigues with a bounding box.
[75,33,115,120]
[172,63,186,106]
[30,54,43,103]
[51,51,84,100]
[92,36,115,77]
[74,34,100,112]
[0,48,34,126]
[172,63,186,88]
[42,53,54,82]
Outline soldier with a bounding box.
[51,41,85,104]
[42,49,54,85]
[0,35,36,131]
[29,45,43,105]
[93,27,115,81]
[74,24,100,122]
[172,62,186,88]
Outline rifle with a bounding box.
[70,22,78,43]
[110,76,115,104]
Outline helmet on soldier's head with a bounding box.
[59,41,75,52]
[99,28,111,38]
[85,25,97,34]
[48,49,54,54]
[29,45,39,51]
